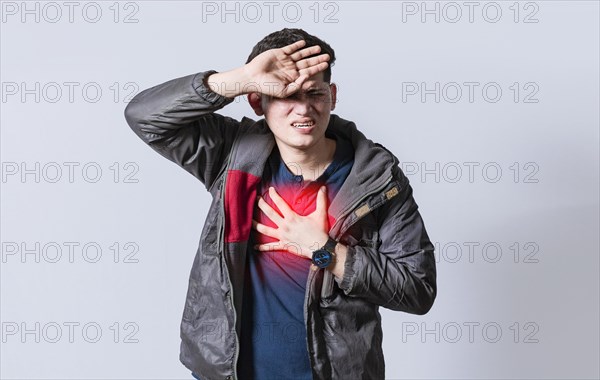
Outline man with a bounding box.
[125,28,436,380]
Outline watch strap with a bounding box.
[323,237,337,253]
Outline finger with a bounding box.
[298,62,329,80]
[314,186,329,228]
[281,40,306,55]
[257,241,304,257]
[316,186,328,216]
[254,242,283,252]
[295,53,330,70]
[253,220,280,239]
[268,187,294,217]
[281,75,308,97]
[290,45,322,61]
[257,197,285,225]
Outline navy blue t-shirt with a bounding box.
[237,134,354,379]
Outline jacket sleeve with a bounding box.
[124,70,239,190]
[337,166,437,315]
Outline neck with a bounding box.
[277,137,336,182]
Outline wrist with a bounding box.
[328,242,347,280]
[206,66,251,98]
[308,233,330,258]
[311,237,338,269]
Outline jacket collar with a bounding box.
[326,114,397,219]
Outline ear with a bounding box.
[329,83,338,111]
[248,93,264,116]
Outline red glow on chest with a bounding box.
[253,183,336,246]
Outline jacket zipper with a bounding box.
[218,143,240,380]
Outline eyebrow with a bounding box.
[302,84,329,92]
[279,84,329,99]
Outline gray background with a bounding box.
[1,1,598,379]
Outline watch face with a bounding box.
[312,249,332,269]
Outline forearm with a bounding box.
[125,71,232,134]
[338,244,436,314]
[206,66,255,98]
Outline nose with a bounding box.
[291,94,311,114]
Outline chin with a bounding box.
[290,140,316,150]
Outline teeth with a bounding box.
[293,122,314,128]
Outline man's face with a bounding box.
[251,72,337,153]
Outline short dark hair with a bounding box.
[246,28,336,83]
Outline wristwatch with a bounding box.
[311,238,338,269]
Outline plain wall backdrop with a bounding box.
[1,1,599,379]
